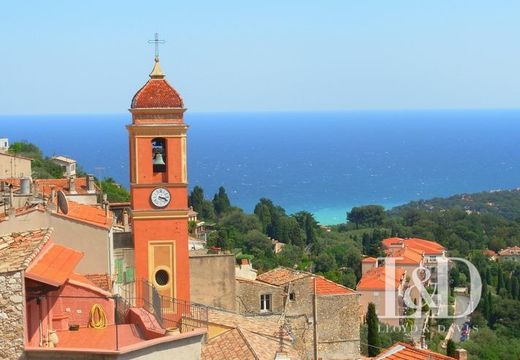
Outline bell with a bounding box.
[153,153,166,165]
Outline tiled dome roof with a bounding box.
[130,59,184,109]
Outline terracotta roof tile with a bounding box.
[404,238,445,255]
[315,276,355,295]
[362,256,378,263]
[256,267,310,286]
[385,247,423,265]
[84,273,112,292]
[53,200,112,229]
[202,328,256,360]
[26,243,83,286]
[0,228,52,272]
[131,79,183,108]
[376,342,455,360]
[356,267,406,291]
[499,246,520,256]
[208,308,283,339]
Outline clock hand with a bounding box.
[159,196,168,201]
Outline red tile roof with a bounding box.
[26,243,83,286]
[382,237,445,256]
[499,246,520,256]
[356,266,406,291]
[386,247,423,265]
[404,238,445,255]
[131,79,183,108]
[84,273,112,292]
[362,256,378,263]
[376,342,454,360]
[53,200,112,229]
[256,267,310,286]
[202,328,256,360]
[0,229,52,272]
[315,276,356,295]
[34,177,99,196]
[256,267,356,295]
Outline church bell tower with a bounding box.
[128,52,190,306]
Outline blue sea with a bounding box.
[2,110,520,225]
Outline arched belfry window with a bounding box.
[152,138,167,173]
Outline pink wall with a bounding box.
[26,279,115,347]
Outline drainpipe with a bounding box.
[313,277,318,360]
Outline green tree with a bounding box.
[189,186,205,214]
[366,303,381,357]
[98,178,130,202]
[347,205,386,228]
[212,186,231,215]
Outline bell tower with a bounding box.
[127,54,190,306]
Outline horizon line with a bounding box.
[1,107,520,117]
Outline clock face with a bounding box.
[150,187,171,208]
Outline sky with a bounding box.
[1,1,519,115]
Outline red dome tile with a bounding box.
[131,79,184,108]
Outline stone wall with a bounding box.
[236,279,284,315]
[0,270,25,360]
[317,293,361,360]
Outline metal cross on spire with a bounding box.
[148,33,165,61]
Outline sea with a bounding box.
[2,109,520,225]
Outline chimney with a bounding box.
[68,176,76,193]
[86,174,95,193]
[105,204,110,224]
[20,177,31,195]
[455,349,468,360]
[123,210,130,231]
[8,184,15,215]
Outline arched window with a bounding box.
[152,138,167,173]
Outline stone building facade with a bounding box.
[0,270,25,360]
[237,267,361,360]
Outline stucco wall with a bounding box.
[49,215,110,274]
[0,154,31,179]
[0,211,110,275]
[189,254,236,311]
[0,270,25,360]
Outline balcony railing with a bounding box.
[117,278,208,332]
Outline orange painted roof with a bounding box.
[356,266,406,291]
[403,238,445,255]
[26,243,83,286]
[382,237,404,248]
[131,78,183,108]
[362,256,378,263]
[315,276,355,295]
[386,247,423,265]
[376,342,455,360]
[54,200,112,229]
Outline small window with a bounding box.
[260,294,271,312]
[155,269,170,286]
[152,138,167,173]
[289,292,296,301]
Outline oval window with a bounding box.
[155,269,170,286]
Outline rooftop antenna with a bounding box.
[148,32,165,61]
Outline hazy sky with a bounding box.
[1,1,519,115]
